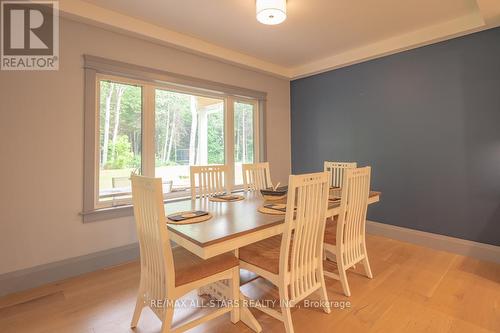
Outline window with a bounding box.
[84,65,264,214]
[234,100,256,185]
[154,89,225,195]
[98,80,142,206]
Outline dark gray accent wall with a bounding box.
[291,27,500,246]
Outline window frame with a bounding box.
[82,55,266,222]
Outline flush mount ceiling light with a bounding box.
[256,0,287,25]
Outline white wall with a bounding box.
[0,18,291,274]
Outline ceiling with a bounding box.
[62,0,500,79]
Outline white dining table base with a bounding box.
[199,281,262,332]
[240,302,263,332]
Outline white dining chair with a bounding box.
[190,165,229,199]
[130,175,240,333]
[324,161,357,188]
[242,162,273,191]
[239,172,331,333]
[323,167,373,297]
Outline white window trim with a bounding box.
[82,55,267,222]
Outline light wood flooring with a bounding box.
[0,234,498,333]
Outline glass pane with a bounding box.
[234,101,255,185]
[98,81,142,204]
[155,89,224,194]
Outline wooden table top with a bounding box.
[166,191,381,249]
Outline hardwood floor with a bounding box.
[0,234,498,333]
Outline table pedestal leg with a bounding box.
[198,280,230,299]
[240,298,262,333]
[198,282,262,332]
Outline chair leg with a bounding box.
[160,306,175,333]
[338,263,351,297]
[230,268,241,323]
[130,294,144,328]
[282,305,294,333]
[317,270,331,314]
[279,289,294,333]
[362,256,373,279]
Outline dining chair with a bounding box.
[130,175,240,333]
[190,165,229,199]
[239,172,331,333]
[323,161,357,188]
[323,167,373,297]
[242,162,273,191]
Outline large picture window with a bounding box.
[90,73,262,210]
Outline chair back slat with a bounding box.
[324,161,357,188]
[131,175,174,319]
[190,165,229,198]
[280,172,329,302]
[337,167,371,267]
[242,162,273,191]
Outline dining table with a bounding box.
[165,190,381,332]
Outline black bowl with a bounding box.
[260,186,288,197]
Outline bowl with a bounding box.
[260,186,288,201]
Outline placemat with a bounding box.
[208,194,245,202]
[167,211,213,224]
[258,206,286,215]
[258,203,287,215]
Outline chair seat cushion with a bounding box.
[173,247,238,287]
[324,217,338,245]
[239,235,283,274]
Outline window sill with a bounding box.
[81,194,192,223]
[81,187,245,223]
[81,205,134,223]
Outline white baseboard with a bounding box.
[0,243,140,297]
[366,220,500,264]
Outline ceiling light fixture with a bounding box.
[256,0,287,25]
